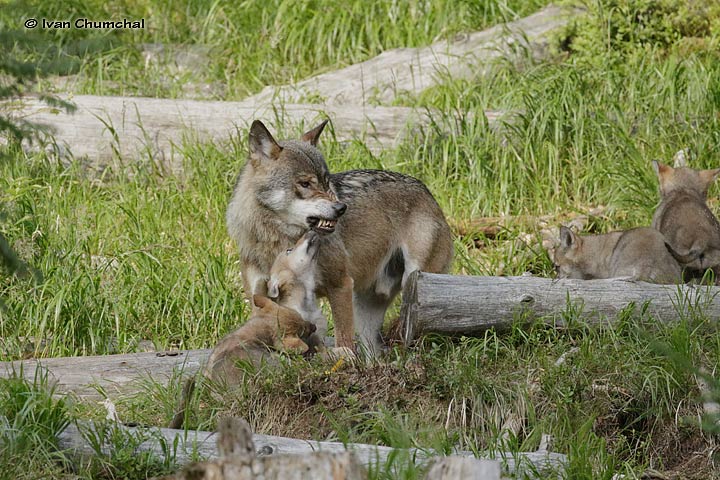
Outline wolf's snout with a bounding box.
[333,202,347,217]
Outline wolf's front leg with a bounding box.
[326,275,355,350]
[241,264,269,312]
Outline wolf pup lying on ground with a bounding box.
[226,120,453,353]
[652,160,720,282]
[168,294,316,429]
[552,226,682,284]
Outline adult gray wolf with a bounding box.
[652,160,720,282]
[552,226,681,284]
[226,120,453,352]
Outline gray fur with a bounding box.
[651,161,720,277]
[553,226,682,284]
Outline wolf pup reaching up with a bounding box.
[226,120,453,353]
[553,226,682,284]
[652,161,720,282]
[268,230,355,359]
[268,230,327,339]
[168,294,316,429]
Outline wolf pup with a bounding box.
[553,226,682,284]
[226,120,453,353]
[168,294,316,429]
[651,161,720,281]
[268,230,327,341]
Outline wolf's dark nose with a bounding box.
[334,202,347,217]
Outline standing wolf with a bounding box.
[226,120,453,352]
[651,160,720,280]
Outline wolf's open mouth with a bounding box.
[308,217,337,234]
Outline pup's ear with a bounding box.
[249,120,282,166]
[559,226,578,250]
[301,120,329,147]
[652,160,672,181]
[672,149,688,168]
[267,279,280,299]
[699,168,720,188]
[280,336,309,354]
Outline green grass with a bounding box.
[0,0,550,100]
[2,0,720,478]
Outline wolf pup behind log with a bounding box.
[651,161,720,282]
[552,226,682,284]
[168,294,316,429]
[226,120,453,353]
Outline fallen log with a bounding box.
[0,349,210,400]
[161,452,367,480]
[424,457,501,480]
[248,5,581,106]
[0,335,341,399]
[451,206,607,240]
[57,422,566,476]
[2,95,507,167]
[156,417,368,480]
[400,273,720,342]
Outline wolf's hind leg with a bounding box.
[353,290,393,356]
[401,217,454,281]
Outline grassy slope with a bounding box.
[2,0,720,478]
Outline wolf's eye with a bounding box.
[299,181,311,188]
[286,248,293,254]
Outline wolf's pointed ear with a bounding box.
[301,120,329,146]
[559,226,577,250]
[249,120,282,166]
[699,168,720,187]
[267,279,280,299]
[652,160,671,180]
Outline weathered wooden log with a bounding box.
[0,335,341,399]
[452,206,606,240]
[159,452,367,480]
[424,457,501,480]
[2,95,507,166]
[0,349,210,399]
[158,417,367,480]
[57,422,567,476]
[401,273,720,342]
[248,5,581,106]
